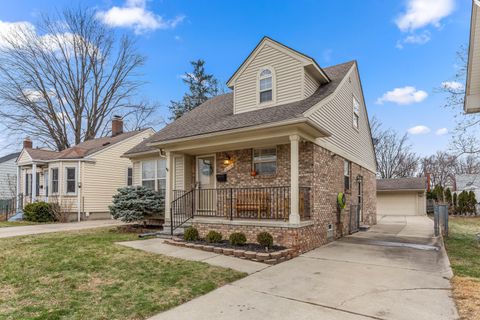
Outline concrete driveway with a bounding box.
[0,220,123,238]
[151,215,458,320]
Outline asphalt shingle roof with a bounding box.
[0,152,21,164]
[124,60,355,156]
[377,177,426,191]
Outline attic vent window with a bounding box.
[259,68,273,103]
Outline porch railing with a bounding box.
[170,186,311,235]
[0,194,23,221]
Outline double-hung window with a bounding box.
[353,96,360,129]
[344,160,351,192]
[141,159,167,194]
[65,167,76,194]
[259,68,273,103]
[253,147,277,175]
[51,168,59,194]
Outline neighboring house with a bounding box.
[125,37,377,252]
[454,174,480,201]
[0,152,20,199]
[466,0,480,113]
[377,178,426,216]
[16,117,154,221]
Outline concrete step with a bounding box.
[359,224,371,231]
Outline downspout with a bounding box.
[77,160,81,222]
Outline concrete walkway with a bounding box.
[119,239,269,274]
[0,220,124,238]
[148,215,458,320]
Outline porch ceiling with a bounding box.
[160,121,328,155]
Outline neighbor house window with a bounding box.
[353,96,360,129]
[253,147,277,175]
[259,68,273,103]
[141,159,166,192]
[51,168,59,193]
[127,167,133,186]
[344,160,351,192]
[65,167,76,194]
[25,173,31,196]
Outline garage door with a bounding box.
[377,192,419,216]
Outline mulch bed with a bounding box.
[189,240,286,253]
[117,224,163,234]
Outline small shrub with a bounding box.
[184,227,199,241]
[23,202,56,222]
[257,231,273,248]
[205,230,223,243]
[229,232,247,246]
[109,186,164,223]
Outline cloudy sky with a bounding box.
[0,0,471,156]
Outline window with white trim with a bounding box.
[259,68,273,103]
[65,167,76,194]
[127,167,133,186]
[344,160,351,192]
[353,96,360,129]
[51,168,59,194]
[141,159,167,193]
[253,147,277,175]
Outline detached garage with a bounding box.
[377,178,427,216]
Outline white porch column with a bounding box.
[16,166,21,211]
[289,134,301,224]
[31,163,37,202]
[164,151,173,225]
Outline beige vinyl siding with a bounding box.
[469,8,480,96]
[0,158,17,198]
[304,70,319,98]
[132,160,141,186]
[307,64,376,172]
[174,155,184,190]
[81,130,154,214]
[16,150,32,165]
[234,43,304,114]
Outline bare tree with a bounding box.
[0,8,157,151]
[421,151,457,187]
[372,118,419,179]
[455,154,480,175]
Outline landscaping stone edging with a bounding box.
[164,239,299,265]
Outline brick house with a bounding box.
[124,37,377,252]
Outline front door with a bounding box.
[196,156,216,214]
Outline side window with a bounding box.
[141,160,156,190]
[253,147,277,175]
[127,167,133,186]
[344,160,351,192]
[353,96,360,129]
[51,168,59,194]
[259,68,273,103]
[65,167,76,194]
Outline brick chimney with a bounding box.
[112,115,124,137]
[23,137,32,149]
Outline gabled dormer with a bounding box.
[227,37,330,114]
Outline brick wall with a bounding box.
[191,141,376,253]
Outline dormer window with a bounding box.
[259,68,273,103]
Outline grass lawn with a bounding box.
[0,228,246,320]
[444,216,480,320]
[0,221,40,228]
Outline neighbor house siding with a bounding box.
[81,130,153,215]
[304,70,319,98]
[234,43,304,114]
[0,158,17,198]
[307,64,376,172]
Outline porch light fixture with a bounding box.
[356,175,363,183]
[223,154,233,165]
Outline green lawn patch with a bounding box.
[0,228,246,320]
[444,217,480,320]
[0,221,40,228]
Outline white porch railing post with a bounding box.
[289,134,301,224]
[31,163,37,202]
[164,151,172,225]
[16,166,21,210]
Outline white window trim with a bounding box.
[352,95,360,131]
[257,66,276,107]
[64,167,77,196]
[252,147,277,176]
[50,167,59,195]
[344,160,351,192]
[140,159,166,191]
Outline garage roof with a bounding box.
[377,177,426,191]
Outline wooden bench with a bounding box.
[235,191,270,219]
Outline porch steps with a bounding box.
[359,224,371,232]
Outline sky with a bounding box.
[0,0,472,157]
